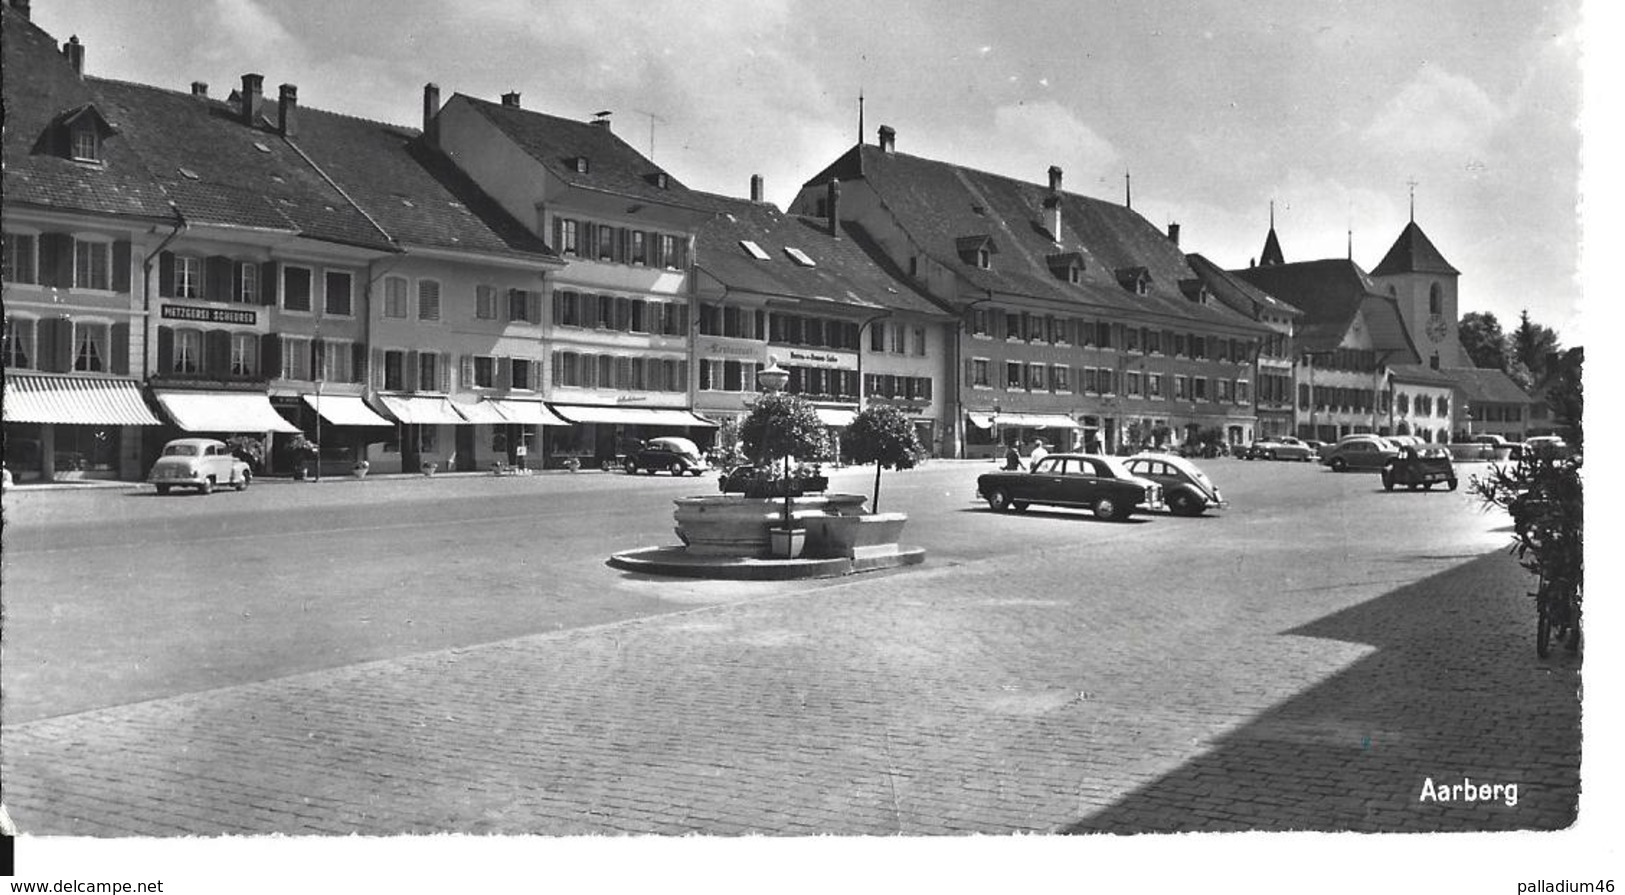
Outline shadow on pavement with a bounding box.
[1061,549,1581,834]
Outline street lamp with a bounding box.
[755,358,795,557]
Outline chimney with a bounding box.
[501,91,521,108]
[240,73,265,125]
[191,81,209,100]
[590,110,612,129]
[422,83,441,147]
[277,83,298,137]
[1167,222,1181,246]
[61,35,84,76]
[750,174,764,203]
[1048,165,1063,193]
[878,125,895,154]
[826,179,841,237]
[12,0,31,20]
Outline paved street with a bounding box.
[0,458,1581,835]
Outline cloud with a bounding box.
[927,100,1119,188]
[1363,66,1504,155]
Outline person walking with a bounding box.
[1004,442,1023,471]
[1028,438,1049,467]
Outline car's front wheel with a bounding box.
[1381,471,1394,491]
[1093,497,1127,521]
[1168,490,1202,516]
[1330,458,1348,472]
[1447,477,1459,491]
[235,470,250,491]
[986,488,1013,513]
[199,476,214,495]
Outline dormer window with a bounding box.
[956,235,997,270]
[572,156,590,174]
[646,172,670,189]
[49,105,117,164]
[70,125,101,162]
[1115,266,1151,295]
[1047,251,1085,284]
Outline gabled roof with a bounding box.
[460,96,706,210]
[1185,253,1303,318]
[1441,366,1531,403]
[88,78,396,251]
[692,193,945,318]
[1,6,173,220]
[1235,258,1418,359]
[804,143,1265,335]
[289,107,558,261]
[1371,220,1459,276]
[1389,364,1461,387]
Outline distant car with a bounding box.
[1522,435,1571,458]
[1386,434,1424,450]
[1243,436,1314,462]
[1382,445,1458,491]
[1124,453,1227,516]
[148,437,253,494]
[624,436,711,476]
[977,453,1163,521]
[1319,436,1398,472]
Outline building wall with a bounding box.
[1390,381,1455,443]
[1372,269,1460,368]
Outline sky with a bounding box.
[31,0,1589,341]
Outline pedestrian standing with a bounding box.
[1029,439,1049,467]
[1004,443,1022,471]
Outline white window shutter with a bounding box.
[440,352,452,393]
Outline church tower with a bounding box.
[1258,201,1285,267]
[1369,218,1461,369]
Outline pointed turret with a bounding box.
[1371,220,1459,276]
[1258,201,1284,267]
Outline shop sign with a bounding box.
[786,349,854,370]
[701,339,766,360]
[162,304,258,326]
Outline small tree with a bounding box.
[739,392,832,529]
[845,405,923,513]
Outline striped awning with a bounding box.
[373,394,468,426]
[154,389,302,434]
[303,394,393,427]
[549,405,719,428]
[2,373,163,426]
[487,399,570,426]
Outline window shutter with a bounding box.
[53,317,75,373]
[551,352,563,385]
[112,241,132,293]
[205,329,231,377]
[371,347,385,389]
[351,344,367,384]
[39,233,73,288]
[552,290,565,324]
[260,333,281,379]
[528,291,541,324]
[650,232,664,268]
[154,326,174,375]
[158,251,176,298]
[618,228,631,264]
[110,321,130,375]
[309,339,325,382]
[461,354,475,390]
[261,261,279,306]
[583,222,596,257]
[406,350,420,391]
[678,303,689,334]
[440,353,452,393]
[205,256,232,302]
[497,356,511,390]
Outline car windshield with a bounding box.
[162,444,200,457]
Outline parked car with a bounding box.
[1386,434,1424,450]
[148,438,253,494]
[1522,435,1572,458]
[977,453,1163,521]
[1124,453,1227,516]
[1243,436,1315,462]
[1319,435,1398,472]
[1381,445,1458,491]
[624,436,711,476]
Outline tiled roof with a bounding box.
[1441,366,1531,403]
[813,144,1265,334]
[1370,221,1459,276]
[290,107,558,260]
[692,192,945,318]
[1,7,174,220]
[461,97,707,210]
[87,78,395,251]
[1235,259,1419,360]
[1389,364,1461,387]
[1184,253,1303,318]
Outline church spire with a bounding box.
[1259,200,1284,267]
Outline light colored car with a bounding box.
[1319,435,1398,472]
[148,437,253,494]
[1243,436,1314,462]
[1125,453,1227,516]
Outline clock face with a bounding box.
[1426,314,1449,343]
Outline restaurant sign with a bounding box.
[162,304,258,326]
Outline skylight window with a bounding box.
[784,247,816,267]
[253,142,272,153]
[740,240,770,261]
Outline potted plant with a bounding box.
[738,388,832,558]
[420,459,438,476]
[352,459,370,479]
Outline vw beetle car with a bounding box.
[148,437,253,494]
[1381,445,1458,491]
[1124,453,1227,516]
[624,436,711,476]
[977,453,1162,521]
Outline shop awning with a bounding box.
[3,374,163,426]
[966,412,995,430]
[373,394,468,426]
[449,398,508,425]
[487,399,570,426]
[815,408,856,427]
[303,394,393,427]
[154,389,302,433]
[993,413,1081,429]
[548,405,719,428]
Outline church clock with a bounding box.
[1425,314,1449,343]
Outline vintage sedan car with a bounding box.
[1318,435,1398,472]
[1243,436,1315,462]
[1381,445,1458,491]
[1522,435,1572,458]
[624,436,711,476]
[148,437,253,494]
[977,453,1162,521]
[1124,453,1227,516]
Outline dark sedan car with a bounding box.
[1381,446,1458,491]
[1124,453,1227,516]
[624,436,711,476]
[977,453,1163,521]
